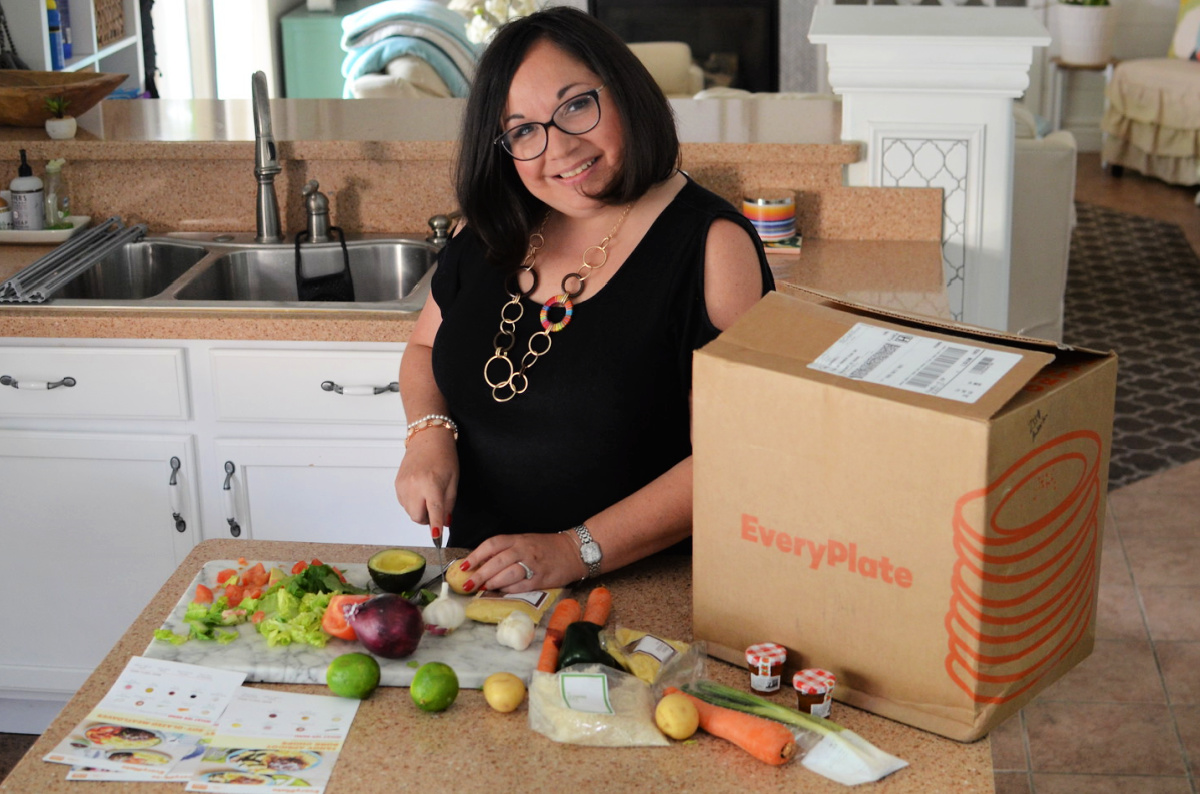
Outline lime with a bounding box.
[326,652,381,699]
[410,662,459,712]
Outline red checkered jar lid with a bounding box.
[793,668,837,695]
[745,643,787,666]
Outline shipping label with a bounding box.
[809,323,1022,404]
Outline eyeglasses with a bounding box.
[494,87,604,161]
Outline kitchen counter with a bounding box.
[0,238,949,342]
[0,539,994,793]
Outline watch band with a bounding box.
[568,524,602,579]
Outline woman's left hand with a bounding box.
[459,531,584,593]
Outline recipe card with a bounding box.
[44,656,246,775]
[185,687,360,793]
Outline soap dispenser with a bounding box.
[10,150,45,231]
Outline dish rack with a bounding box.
[0,217,147,303]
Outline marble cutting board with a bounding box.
[142,560,545,689]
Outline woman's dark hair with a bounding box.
[455,6,679,270]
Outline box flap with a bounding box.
[706,291,1058,420]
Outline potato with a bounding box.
[445,558,472,595]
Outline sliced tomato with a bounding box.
[321,594,370,640]
[193,584,214,604]
[237,556,248,567]
[251,610,266,624]
[216,568,238,585]
[224,583,246,607]
[310,558,324,567]
[242,562,268,588]
[291,561,309,575]
[246,586,263,601]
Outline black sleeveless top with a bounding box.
[430,176,774,548]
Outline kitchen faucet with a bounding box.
[252,71,282,244]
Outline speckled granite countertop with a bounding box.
[0,239,948,342]
[0,539,994,793]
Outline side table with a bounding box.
[1047,56,1117,132]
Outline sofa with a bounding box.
[1010,104,1078,343]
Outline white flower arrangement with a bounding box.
[448,0,540,44]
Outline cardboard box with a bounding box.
[692,291,1118,741]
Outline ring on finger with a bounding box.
[517,561,534,580]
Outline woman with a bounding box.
[394,7,773,592]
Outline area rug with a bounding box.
[1063,202,1200,489]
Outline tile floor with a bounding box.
[990,154,1200,794]
[1,154,1197,790]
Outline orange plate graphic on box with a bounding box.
[944,430,1103,703]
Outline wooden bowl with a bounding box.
[0,70,128,127]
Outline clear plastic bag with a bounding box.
[605,626,706,695]
[528,664,669,747]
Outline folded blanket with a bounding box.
[347,19,478,82]
[341,0,476,54]
[342,35,472,97]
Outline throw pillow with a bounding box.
[1169,0,1200,60]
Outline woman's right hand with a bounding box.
[394,429,459,532]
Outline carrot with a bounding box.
[663,687,796,766]
[536,597,582,673]
[581,585,612,627]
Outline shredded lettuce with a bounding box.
[156,561,361,649]
[153,628,188,645]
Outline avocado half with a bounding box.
[367,548,427,594]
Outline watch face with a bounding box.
[581,542,601,565]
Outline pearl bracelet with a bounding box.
[404,415,459,447]
[407,413,455,431]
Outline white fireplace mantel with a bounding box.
[810,6,1051,333]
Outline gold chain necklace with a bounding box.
[484,202,634,402]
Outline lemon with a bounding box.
[411,662,459,712]
[326,652,381,699]
[482,672,526,713]
[655,692,700,740]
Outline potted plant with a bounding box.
[1054,0,1117,67]
[44,95,77,140]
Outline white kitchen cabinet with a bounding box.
[0,336,417,731]
[201,344,422,545]
[213,438,424,546]
[0,430,200,729]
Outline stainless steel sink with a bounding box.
[54,240,209,300]
[174,240,437,304]
[42,233,439,313]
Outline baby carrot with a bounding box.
[663,687,796,766]
[536,597,582,673]
[581,585,612,627]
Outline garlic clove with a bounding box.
[423,581,467,636]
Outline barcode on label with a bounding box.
[905,347,968,390]
[848,342,900,380]
[970,356,994,375]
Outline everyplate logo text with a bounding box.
[740,514,913,588]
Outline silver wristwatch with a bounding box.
[568,524,602,579]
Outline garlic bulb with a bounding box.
[423,582,466,636]
[496,609,536,651]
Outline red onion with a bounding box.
[346,594,424,659]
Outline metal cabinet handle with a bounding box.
[223,461,242,538]
[321,380,399,396]
[168,456,187,533]
[0,374,76,390]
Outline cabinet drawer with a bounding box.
[0,347,188,419]
[211,348,405,424]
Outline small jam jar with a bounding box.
[745,643,788,694]
[793,669,837,718]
